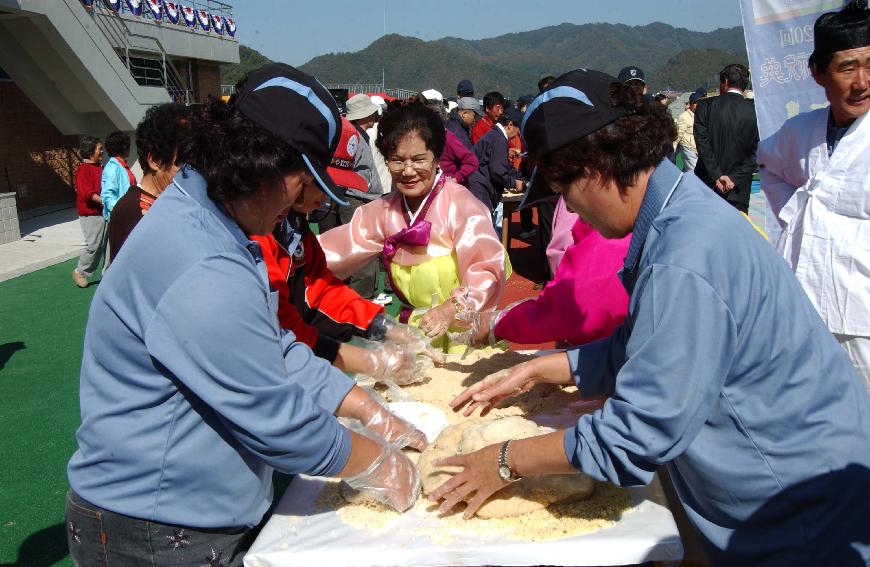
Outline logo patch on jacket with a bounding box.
[292,241,305,261]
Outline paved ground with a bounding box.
[0,207,85,283]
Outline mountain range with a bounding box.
[222,22,749,97]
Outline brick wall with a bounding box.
[170,59,221,103]
[191,60,221,103]
[0,82,78,213]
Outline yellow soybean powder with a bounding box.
[321,348,632,541]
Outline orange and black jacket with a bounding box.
[251,214,384,363]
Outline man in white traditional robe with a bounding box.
[758,0,870,392]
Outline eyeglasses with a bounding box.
[387,156,435,173]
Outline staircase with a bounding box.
[0,0,238,135]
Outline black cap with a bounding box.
[233,63,348,205]
[517,94,535,107]
[501,106,524,126]
[457,79,474,97]
[810,1,869,67]
[617,66,646,84]
[519,68,631,209]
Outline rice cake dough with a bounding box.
[418,416,594,518]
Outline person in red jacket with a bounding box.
[72,136,106,288]
[470,91,506,144]
[250,159,440,383]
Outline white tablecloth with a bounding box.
[244,475,683,567]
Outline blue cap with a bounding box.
[456,79,474,97]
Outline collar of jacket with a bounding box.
[173,164,259,255]
[623,158,683,272]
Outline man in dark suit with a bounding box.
[694,64,759,213]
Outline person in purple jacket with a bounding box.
[426,99,478,187]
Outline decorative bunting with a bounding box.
[80,0,95,7]
[124,0,141,15]
[181,4,196,28]
[104,0,121,12]
[224,17,235,37]
[196,9,210,31]
[211,13,223,35]
[163,1,179,24]
[146,0,162,20]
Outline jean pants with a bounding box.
[65,490,252,566]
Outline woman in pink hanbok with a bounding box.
[319,103,507,353]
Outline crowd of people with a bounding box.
[66,2,869,566]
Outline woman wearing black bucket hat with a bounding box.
[66,64,424,566]
[430,69,870,565]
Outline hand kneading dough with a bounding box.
[418,416,594,518]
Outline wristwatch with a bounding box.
[497,440,522,482]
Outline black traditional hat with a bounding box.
[809,0,870,68]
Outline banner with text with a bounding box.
[738,0,848,236]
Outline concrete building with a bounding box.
[0,0,239,242]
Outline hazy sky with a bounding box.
[231,0,744,66]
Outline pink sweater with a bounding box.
[495,219,630,346]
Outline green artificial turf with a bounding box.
[0,258,95,566]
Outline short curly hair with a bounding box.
[136,103,191,174]
[78,135,101,161]
[375,102,446,160]
[180,96,304,204]
[104,131,130,159]
[537,82,676,192]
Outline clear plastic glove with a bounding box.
[449,299,530,348]
[418,301,456,339]
[364,402,428,451]
[344,441,421,512]
[449,310,504,347]
[358,340,432,386]
[367,314,446,364]
[346,393,428,451]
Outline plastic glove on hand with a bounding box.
[385,317,446,364]
[419,302,456,339]
[368,314,446,364]
[449,310,501,347]
[364,402,428,451]
[344,442,421,512]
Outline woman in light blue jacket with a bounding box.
[99,130,135,221]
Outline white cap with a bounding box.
[421,88,443,101]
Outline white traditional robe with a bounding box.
[759,109,870,336]
[758,109,870,390]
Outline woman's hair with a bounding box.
[375,102,446,159]
[136,103,192,174]
[104,131,130,158]
[425,100,448,126]
[181,96,304,203]
[537,82,676,192]
[78,135,100,161]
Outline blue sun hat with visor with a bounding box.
[519,68,631,208]
[232,63,349,205]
